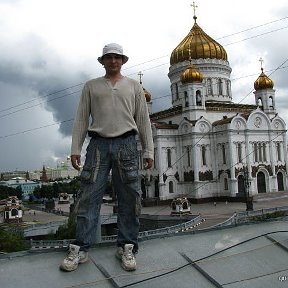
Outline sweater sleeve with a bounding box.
[134,83,154,160]
[71,83,91,155]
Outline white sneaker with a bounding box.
[116,244,136,271]
[60,244,89,272]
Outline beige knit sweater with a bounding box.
[71,76,154,160]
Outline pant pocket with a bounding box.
[121,161,138,183]
[119,148,138,183]
[80,141,99,183]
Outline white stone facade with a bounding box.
[138,20,287,201]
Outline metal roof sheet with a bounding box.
[1,220,288,288]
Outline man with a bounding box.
[60,43,154,272]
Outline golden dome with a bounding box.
[138,71,151,102]
[254,68,274,91]
[170,17,228,65]
[143,87,151,102]
[180,62,204,83]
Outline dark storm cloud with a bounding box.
[0,33,93,171]
[0,34,91,137]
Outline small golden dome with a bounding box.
[170,17,227,65]
[143,87,151,102]
[180,63,204,83]
[254,68,274,91]
[138,71,151,102]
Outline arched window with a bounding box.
[183,201,188,209]
[218,79,222,95]
[207,79,212,95]
[184,91,189,107]
[257,97,263,109]
[224,178,228,190]
[257,171,266,193]
[196,90,202,105]
[237,175,245,196]
[167,149,172,168]
[187,147,191,167]
[237,143,242,163]
[11,209,18,216]
[277,172,284,191]
[222,144,226,164]
[269,96,274,109]
[169,181,174,193]
[201,146,206,166]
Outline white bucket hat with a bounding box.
[98,43,129,64]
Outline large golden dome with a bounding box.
[254,68,274,90]
[170,17,228,65]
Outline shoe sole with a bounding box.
[59,264,78,272]
[121,263,136,271]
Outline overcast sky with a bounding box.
[1,0,288,172]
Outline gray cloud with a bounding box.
[0,34,92,170]
[0,34,92,136]
[1,0,288,172]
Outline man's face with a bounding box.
[102,53,123,73]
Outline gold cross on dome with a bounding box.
[191,1,198,18]
[259,57,264,70]
[138,71,143,84]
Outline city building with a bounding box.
[11,157,81,182]
[35,157,79,181]
[138,13,287,202]
[0,170,29,181]
[1,177,40,200]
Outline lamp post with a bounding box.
[244,166,253,211]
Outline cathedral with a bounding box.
[138,12,287,202]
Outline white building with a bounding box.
[138,14,287,202]
[3,196,23,223]
[29,156,79,181]
[50,156,79,180]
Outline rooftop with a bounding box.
[1,192,288,288]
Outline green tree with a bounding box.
[33,178,81,201]
[33,186,42,199]
[15,186,22,199]
[0,185,20,200]
[0,226,28,252]
[33,185,58,200]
